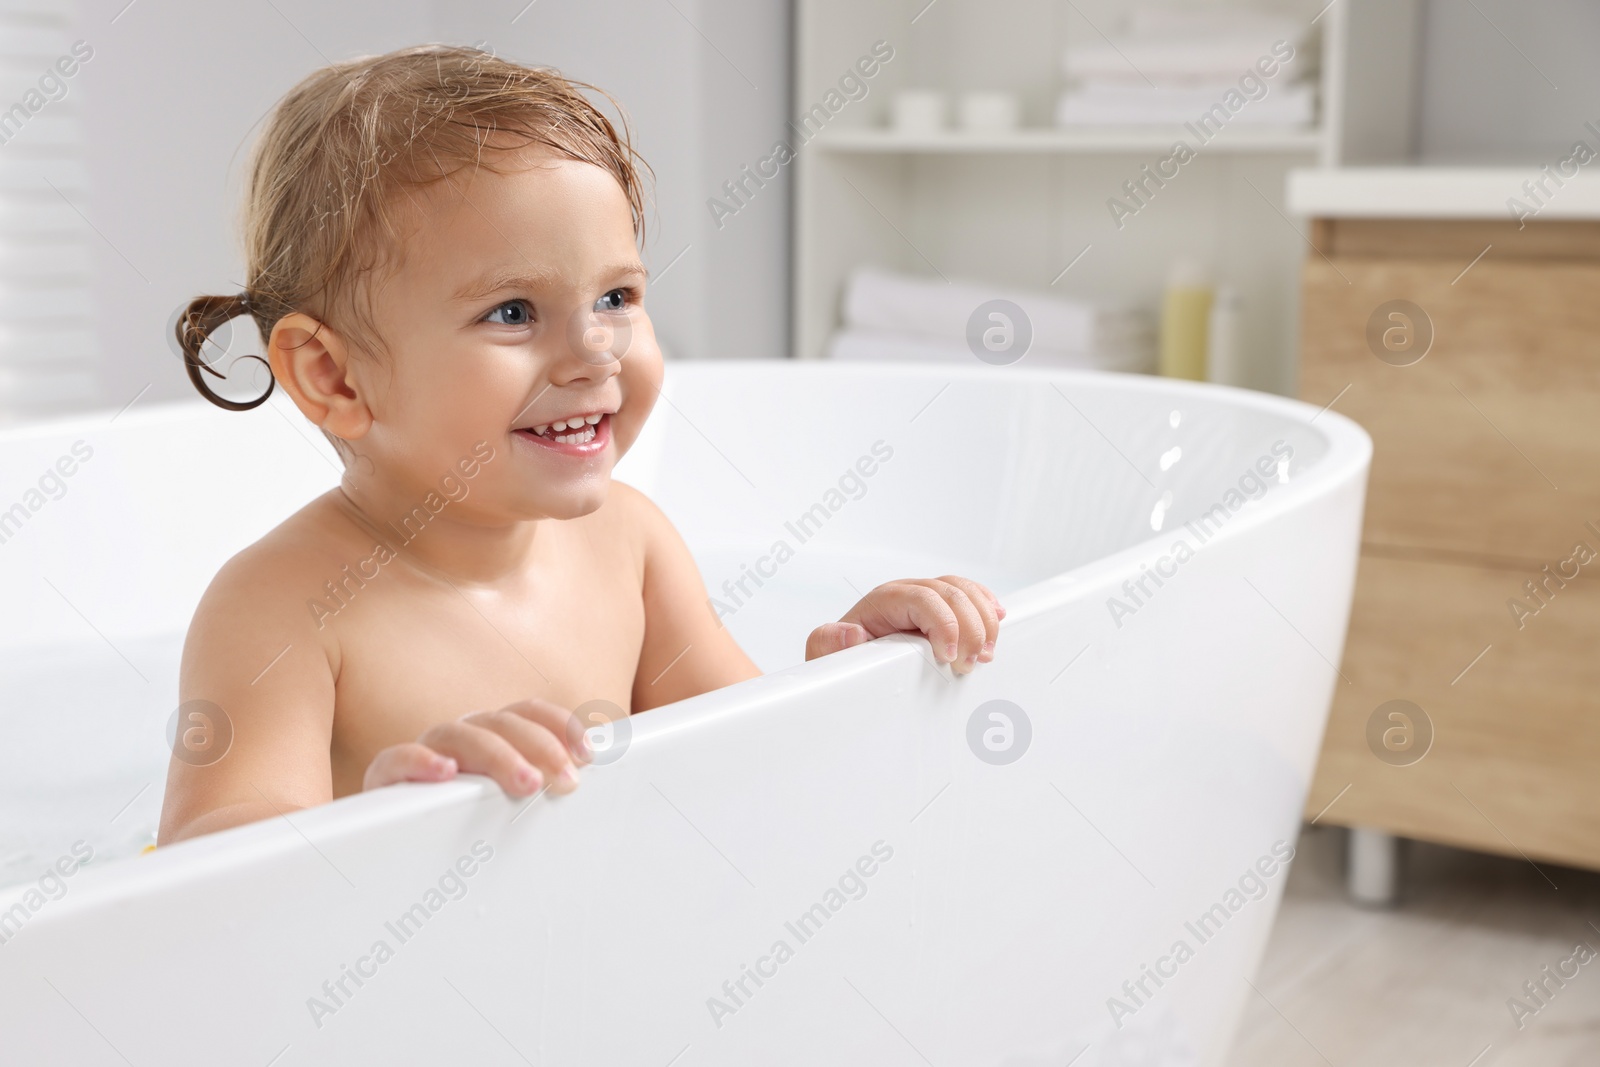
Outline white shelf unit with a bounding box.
[792,0,1422,395]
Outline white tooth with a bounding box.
[585,413,602,425]
[551,420,569,432]
[533,424,549,435]
[544,423,595,445]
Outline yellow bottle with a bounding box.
[1159,260,1212,381]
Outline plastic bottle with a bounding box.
[1206,284,1242,387]
[1159,260,1212,381]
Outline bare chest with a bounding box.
[320,546,645,794]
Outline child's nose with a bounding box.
[560,304,633,371]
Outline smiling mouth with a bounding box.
[513,410,617,452]
[518,411,609,445]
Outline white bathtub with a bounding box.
[0,361,1368,1066]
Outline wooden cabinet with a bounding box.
[1300,218,1600,871]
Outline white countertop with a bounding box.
[1287,167,1600,220]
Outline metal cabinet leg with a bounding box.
[1347,826,1400,906]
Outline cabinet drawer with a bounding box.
[1306,551,1600,868]
[1299,255,1600,562]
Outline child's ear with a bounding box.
[268,313,372,442]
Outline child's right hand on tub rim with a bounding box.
[805,575,1005,675]
[362,698,592,799]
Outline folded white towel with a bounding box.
[1125,6,1303,37]
[1062,9,1308,84]
[1056,82,1315,127]
[843,265,1105,354]
[826,327,1155,373]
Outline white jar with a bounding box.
[890,89,946,134]
[957,91,1021,132]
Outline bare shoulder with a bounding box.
[183,490,361,682]
[601,478,702,582]
[589,478,666,557]
[603,477,651,517]
[603,478,674,537]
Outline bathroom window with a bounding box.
[0,0,96,424]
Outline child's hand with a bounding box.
[806,575,1005,675]
[362,698,592,799]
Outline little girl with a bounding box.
[159,44,1002,845]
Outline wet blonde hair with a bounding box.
[176,43,651,429]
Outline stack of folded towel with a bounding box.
[1056,6,1315,128]
[826,265,1156,373]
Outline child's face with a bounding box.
[352,147,662,521]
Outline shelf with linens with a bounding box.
[809,127,1327,155]
[792,0,1423,395]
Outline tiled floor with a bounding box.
[1229,824,1600,1066]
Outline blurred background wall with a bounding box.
[1415,0,1600,162]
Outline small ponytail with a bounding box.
[176,293,275,411]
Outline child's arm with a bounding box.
[625,484,764,713]
[623,483,1005,715]
[158,548,343,844]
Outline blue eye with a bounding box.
[484,299,531,325]
[594,289,629,313]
